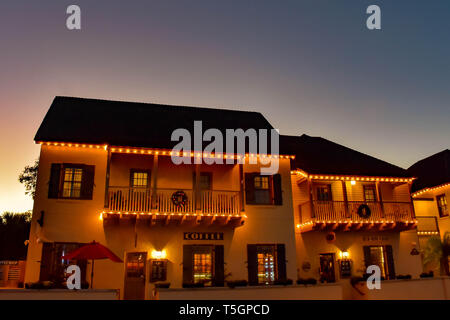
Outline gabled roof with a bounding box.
[280,134,410,177]
[35,96,274,151]
[407,149,450,192]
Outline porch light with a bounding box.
[339,251,349,259]
[151,250,167,260]
[350,180,356,185]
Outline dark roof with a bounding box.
[407,149,450,192]
[35,96,275,151]
[280,134,410,177]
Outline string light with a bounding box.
[296,219,418,229]
[290,170,414,183]
[412,182,450,198]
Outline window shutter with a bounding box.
[39,242,54,281]
[363,246,371,269]
[385,245,396,280]
[247,244,258,285]
[80,165,95,200]
[273,174,282,205]
[245,173,256,204]
[276,244,287,281]
[48,163,62,199]
[182,245,193,284]
[214,245,224,287]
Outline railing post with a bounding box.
[151,154,159,210]
[376,181,385,218]
[342,181,350,218]
[308,178,315,218]
[239,164,245,213]
[194,164,201,211]
[104,146,111,209]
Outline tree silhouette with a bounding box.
[18,159,39,199]
[0,212,31,260]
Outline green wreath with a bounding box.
[357,204,371,219]
[171,190,188,208]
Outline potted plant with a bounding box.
[423,232,450,276]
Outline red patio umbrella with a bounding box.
[62,240,123,288]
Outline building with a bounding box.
[408,150,450,274]
[282,135,422,288]
[24,97,298,299]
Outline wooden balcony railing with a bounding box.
[107,187,240,215]
[300,200,414,224]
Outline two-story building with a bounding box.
[281,134,422,285]
[408,150,450,274]
[24,97,298,299]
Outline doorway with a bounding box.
[319,253,336,283]
[124,252,147,300]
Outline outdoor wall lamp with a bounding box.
[151,250,167,260]
[339,251,350,259]
[350,180,356,185]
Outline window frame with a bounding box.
[315,184,333,202]
[253,175,273,205]
[59,164,85,199]
[129,169,151,188]
[436,194,449,218]
[363,184,378,202]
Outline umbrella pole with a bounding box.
[91,259,94,289]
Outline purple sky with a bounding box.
[0,0,449,212]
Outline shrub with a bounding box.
[182,282,205,288]
[396,274,412,280]
[420,271,434,278]
[227,280,248,288]
[274,279,293,286]
[155,282,171,289]
[297,278,317,285]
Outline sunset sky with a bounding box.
[0,0,449,213]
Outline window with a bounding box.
[363,245,395,280]
[257,246,276,285]
[130,170,150,188]
[193,172,212,190]
[364,185,377,202]
[150,260,167,282]
[247,244,286,285]
[193,252,213,286]
[254,176,271,204]
[245,173,282,205]
[48,164,95,200]
[437,194,449,217]
[62,167,83,198]
[39,242,87,284]
[316,185,332,201]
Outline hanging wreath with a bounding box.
[357,204,371,219]
[171,190,188,208]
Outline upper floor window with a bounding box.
[245,173,282,205]
[48,163,95,200]
[193,172,212,190]
[364,185,377,202]
[436,194,448,218]
[130,169,150,188]
[315,185,332,201]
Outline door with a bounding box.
[319,253,336,283]
[124,252,147,300]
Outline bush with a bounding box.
[297,278,317,285]
[182,282,205,288]
[227,280,248,288]
[396,274,412,280]
[155,282,171,289]
[274,279,293,286]
[420,271,434,278]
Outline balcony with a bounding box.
[102,187,244,227]
[416,216,440,236]
[297,200,416,232]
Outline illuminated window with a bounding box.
[130,170,150,187]
[437,194,448,217]
[193,253,213,286]
[254,176,271,204]
[364,185,377,202]
[62,167,83,198]
[369,246,386,278]
[257,245,276,284]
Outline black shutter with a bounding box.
[245,173,256,204]
[48,164,62,198]
[39,242,54,281]
[385,245,396,280]
[273,174,282,205]
[276,244,287,281]
[247,244,258,285]
[80,165,95,200]
[182,245,193,284]
[363,246,371,269]
[214,245,224,287]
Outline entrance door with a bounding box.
[319,253,336,283]
[124,252,147,300]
